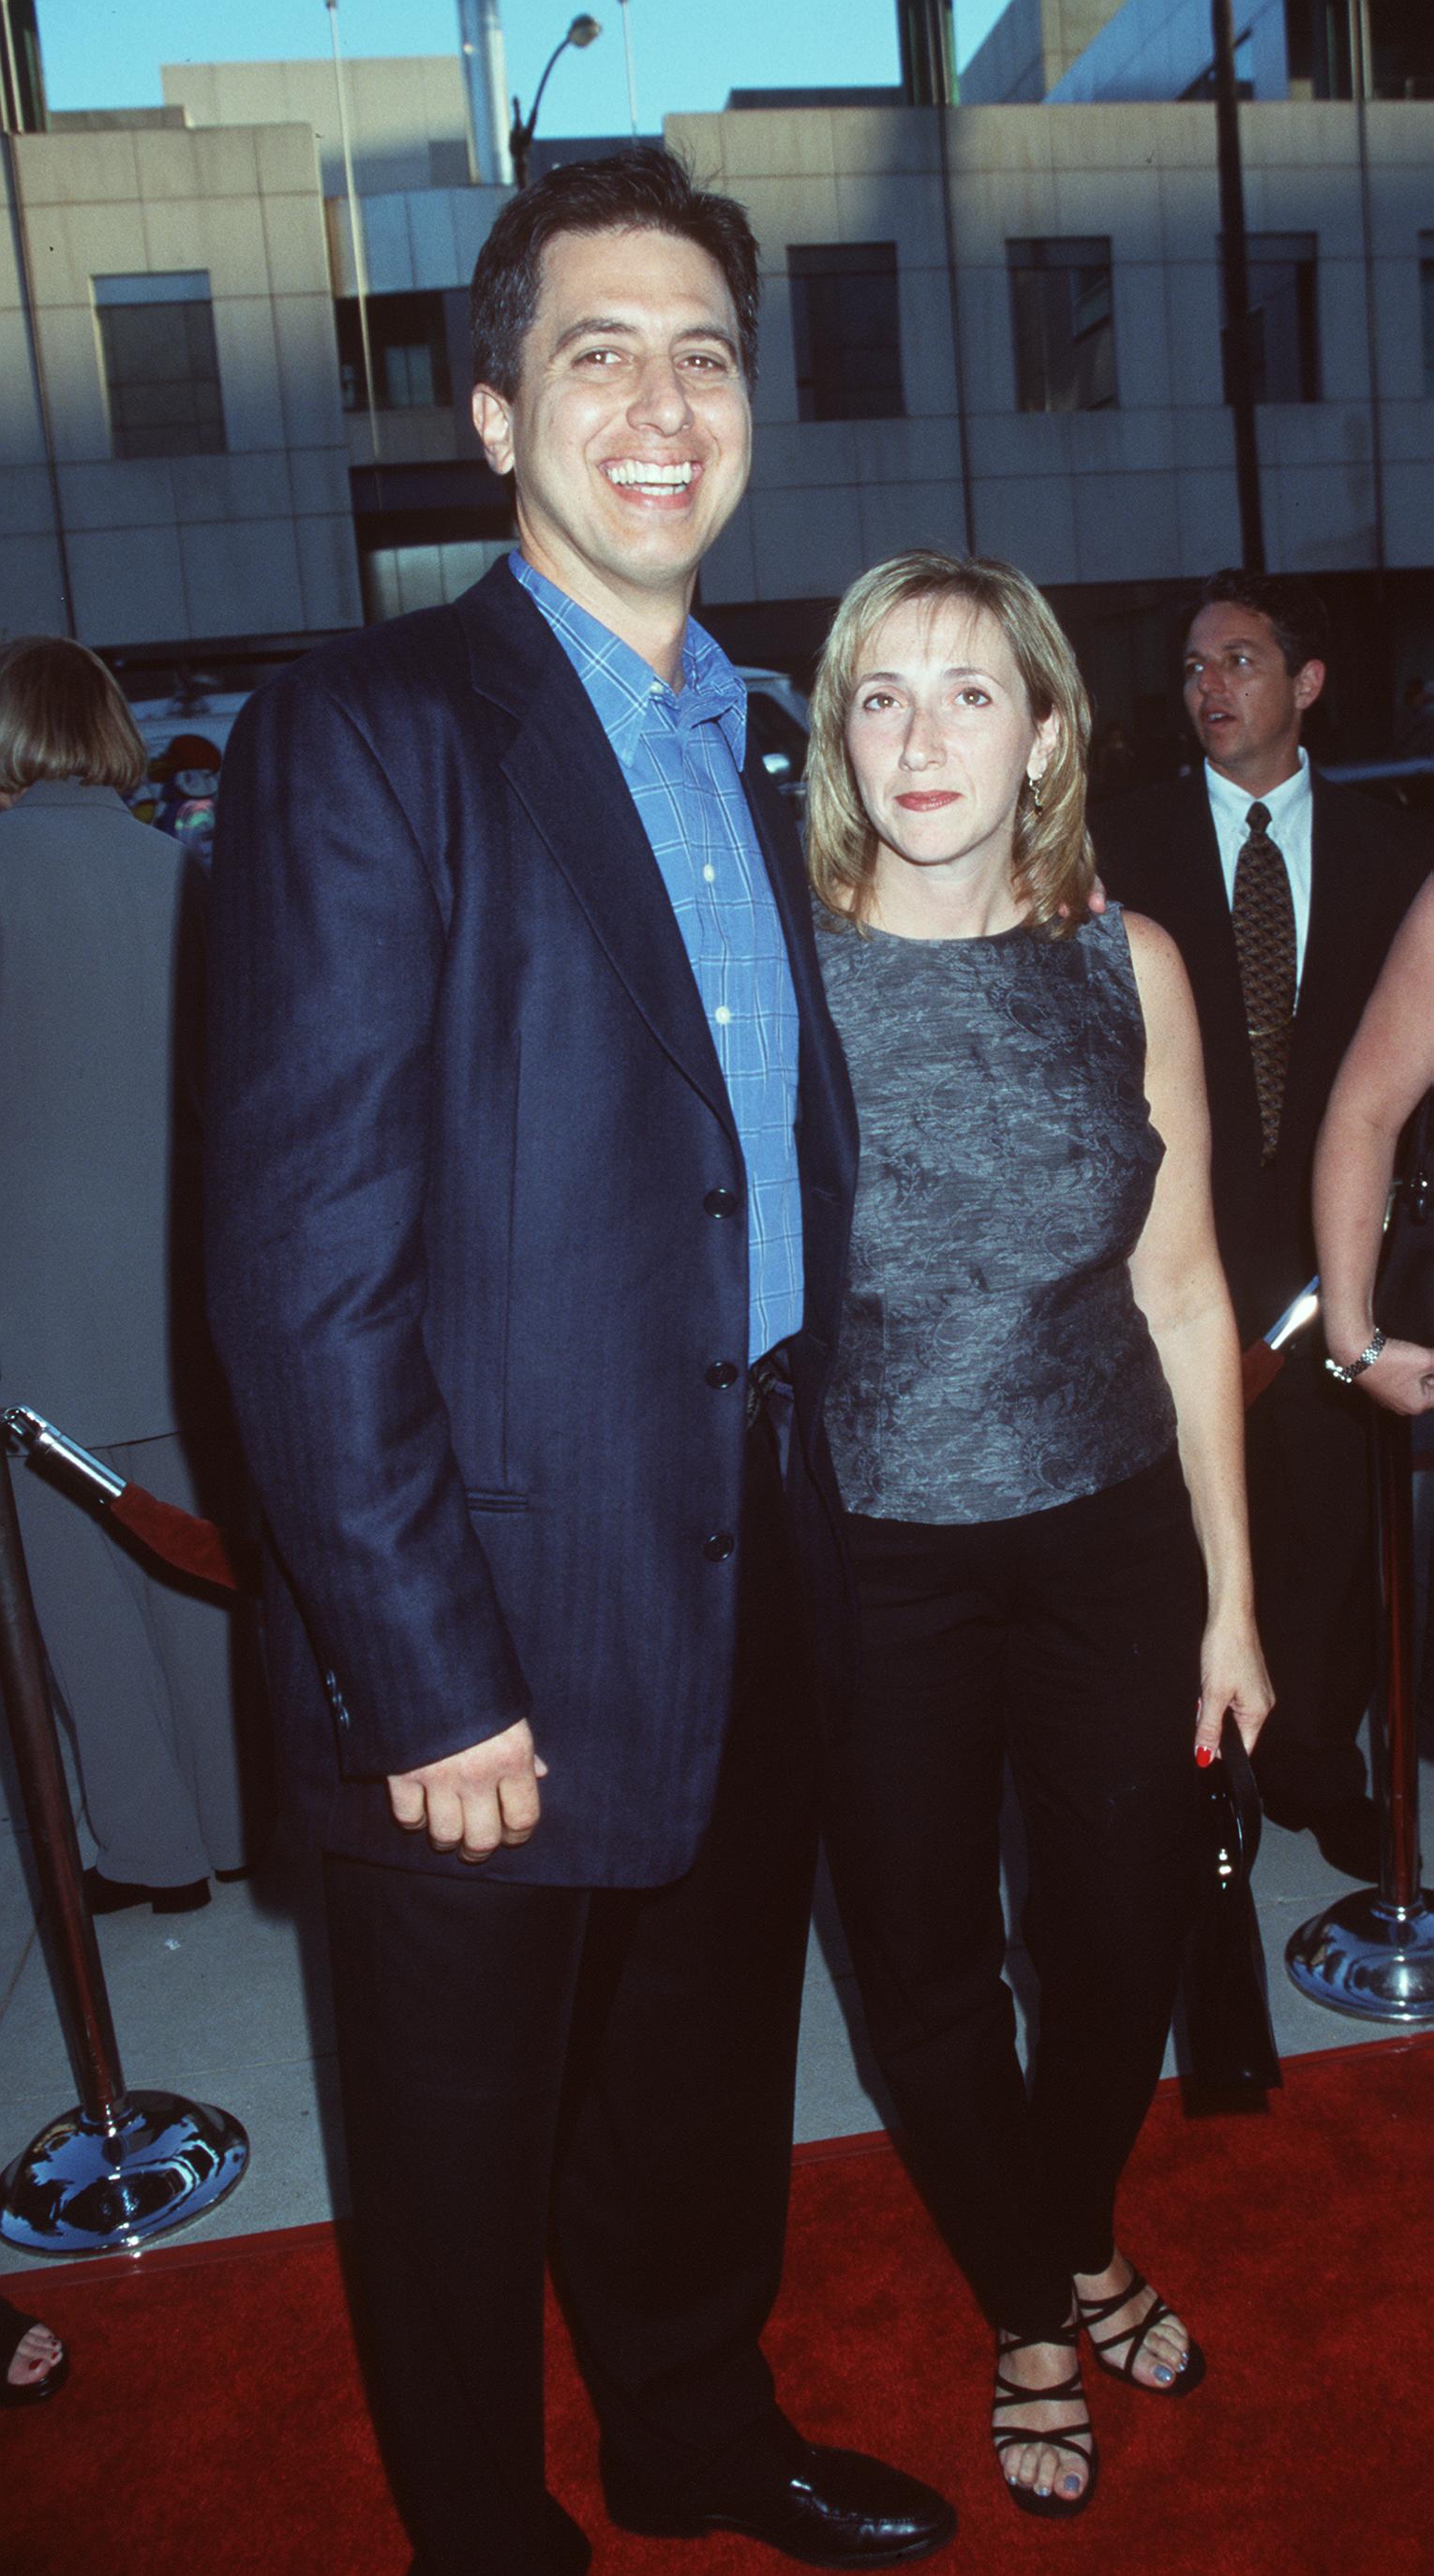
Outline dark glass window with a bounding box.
[788,244,904,424]
[1286,0,1434,98]
[1008,239,1116,413]
[94,272,225,461]
[336,292,454,412]
[1369,0,1434,98]
[1222,233,1320,404]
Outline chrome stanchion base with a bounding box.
[1286,1887,1434,2023]
[0,2089,248,2256]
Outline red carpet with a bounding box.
[5,2037,1433,2575]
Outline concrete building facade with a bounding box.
[1,5,1431,741]
[1,112,364,654]
[668,96,1433,594]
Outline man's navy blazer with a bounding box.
[1096,770,1427,1346]
[205,560,858,1887]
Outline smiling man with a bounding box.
[204,151,953,2576]
[1098,571,1427,1882]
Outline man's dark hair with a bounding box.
[1188,569,1331,677]
[470,146,760,397]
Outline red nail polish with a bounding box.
[1194,1745,1215,1768]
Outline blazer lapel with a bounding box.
[460,566,737,1139]
[1160,783,1263,1160]
[740,748,858,1198]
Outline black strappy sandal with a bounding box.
[1076,2267,1206,2397]
[992,2324,1098,2520]
[0,2296,68,2409]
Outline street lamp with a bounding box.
[510,14,602,190]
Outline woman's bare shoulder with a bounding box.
[1117,907,1183,975]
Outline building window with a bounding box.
[94,272,225,461]
[1421,236,1434,398]
[1286,0,1434,100]
[1008,239,1116,413]
[336,292,454,412]
[788,244,904,424]
[1222,233,1320,405]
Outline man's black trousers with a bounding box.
[1245,1346,1376,1820]
[323,1405,820,2575]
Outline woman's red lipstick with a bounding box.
[894,791,959,811]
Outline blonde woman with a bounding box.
[808,554,1271,2517]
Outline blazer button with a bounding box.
[704,1187,738,1217]
[703,1531,736,1561]
[705,1360,739,1389]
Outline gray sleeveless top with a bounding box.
[818,902,1177,1524]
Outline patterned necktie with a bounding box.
[1231,799,1296,1166]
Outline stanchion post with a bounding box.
[1379,1412,1422,1913]
[1287,1407,1434,2019]
[0,1441,127,2125]
[0,1437,249,2255]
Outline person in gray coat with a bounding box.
[0,635,255,1910]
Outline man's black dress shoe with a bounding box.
[83,1868,210,1916]
[607,2436,956,2567]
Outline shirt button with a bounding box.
[703,864,716,882]
[714,1005,732,1025]
[704,1187,738,1217]
[705,1360,739,1389]
[703,1531,736,1561]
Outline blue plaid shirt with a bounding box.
[513,554,804,1363]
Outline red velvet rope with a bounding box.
[110,1485,245,1592]
[1241,1339,1284,1408]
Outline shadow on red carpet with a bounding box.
[4,2037,1431,2575]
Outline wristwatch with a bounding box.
[1324,1331,1386,1385]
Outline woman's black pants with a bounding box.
[823,1450,1204,2340]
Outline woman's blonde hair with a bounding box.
[806,550,1096,938]
[0,634,146,798]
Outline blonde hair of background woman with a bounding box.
[0,634,146,800]
[807,550,1096,939]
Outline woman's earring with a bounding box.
[1026,772,1045,814]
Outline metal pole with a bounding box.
[458,0,515,185]
[1376,1411,1421,1912]
[618,0,638,137]
[0,0,24,131]
[919,4,975,554]
[0,1442,126,2125]
[0,1438,250,2254]
[1348,0,1386,580]
[511,33,573,191]
[1211,0,1265,572]
[326,0,383,491]
[1286,1409,1434,2019]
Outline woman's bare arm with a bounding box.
[1124,912,1273,1756]
[1314,874,1434,1416]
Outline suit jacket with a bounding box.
[0,780,209,1445]
[204,559,859,1888]
[1097,771,1427,1345]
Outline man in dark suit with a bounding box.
[204,151,952,2576]
[1098,571,1427,1881]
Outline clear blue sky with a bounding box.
[37,1,1008,138]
